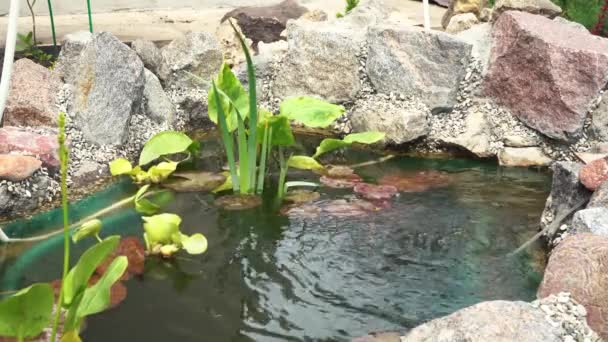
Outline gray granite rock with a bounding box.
[588,181,608,208]
[142,68,175,125]
[131,39,162,76]
[571,207,608,236]
[55,31,93,85]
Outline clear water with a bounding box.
[0,147,550,342]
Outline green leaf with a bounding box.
[72,219,103,243]
[76,256,127,317]
[0,283,54,338]
[212,172,233,193]
[343,131,385,144]
[63,236,120,306]
[148,161,178,183]
[139,131,194,166]
[181,233,208,255]
[207,63,249,132]
[135,198,160,215]
[287,155,325,171]
[142,214,181,246]
[109,158,133,176]
[312,138,350,158]
[212,81,239,192]
[258,115,295,146]
[280,97,345,128]
[60,331,83,342]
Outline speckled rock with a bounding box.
[483,11,608,141]
[571,207,608,236]
[55,31,93,85]
[441,0,485,29]
[142,69,175,125]
[580,157,608,191]
[0,127,58,169]
[588,181,608,208]
[446,13,480,34]
[353,332,401,342]
[3,58,61,127]
[366,25,472,113]
[497,147,551,167]
[443,111,493,157]
[538,233,608,340]
[493,0,561,19]
[158,31,223,89]
[131,39,162,76]
[215,19,253,67]
[0,155,42,182]
[403,300,564,341]
[71,31,145,145]
[455,23,492,75]
[591,92,608,142]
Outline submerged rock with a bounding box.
[366,25,472,113]
[497,147,551,167]
[403,300,564,341]
[378,170,451,192]
[162,171,226,192]
[282,198,388,218]
[538,233,608,340]
[3,58,61,128]
[96,237,146,279]
[0,155,42,182]
[483,11,608,141]
[215,194,262,210]
[70,31,145,145]
[353,183,398,201]
[319,175,362,189]
[284,189,321,203]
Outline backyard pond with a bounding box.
[0,141,551,341]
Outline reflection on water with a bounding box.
[0,155,549,342]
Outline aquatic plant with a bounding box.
[15,31,54,65]
[336,0,360,18]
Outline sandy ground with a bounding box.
[0,0,445,46]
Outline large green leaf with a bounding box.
[139,131,194,166]
[257,114,295,146]
[287,155,325,171]
[109,158,133,176]
[343,131,385,144]
[207,63,249,132]
[63,236,120,306]
[280,97,345,128]
[312,138,350,158]
[77,256,128,317]
[142,214,181,245]
[0,283,54,338]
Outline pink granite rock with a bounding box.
[0,127,58,169]
[2,58,61,127]
[0,154,42,181]
[579,157,608,191]
[538,233,608,340]
[483,11,608,141]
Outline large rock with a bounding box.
[339,0,389,29]
[442,0,485,29]
[571,207,608,236]
[402,300,564,341]
[366,25,472,113]
[483,11,608,141]
[446,13,480,34]
[0,155,42,182]
[71,32,145,145]
[579,157,608,191]
[55,31,93,85]
[456,23,492,75]
[3,58,61,127]
[591,92,608,142]
[497,147,551,167]
[142,69,175,125]
[588,181,608,208]
[541,162,592,233]
[131,39,162,76]
[272,20,362,103]
[443,111,493,157]
[158,32,223,89]
[215,20,253,67]
[493,0,561,19]
[221,0,308,49]
[349,96,429,145]
[538,233,608,340]
[0,173,50,218]
[0,127,58,169]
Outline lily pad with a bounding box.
[319,175,362,189]
[96,237,146,279]
[162,171,227,192]
[354,183,398,201]
[284,190,321,204]
[215,194,262,210]
[378,170,451,192]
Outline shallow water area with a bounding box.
[0,149,550,341]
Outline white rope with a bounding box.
[0,0,20,124]
[423,0,431,31]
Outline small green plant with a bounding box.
[336,0,360,18]
[16,32,54,65]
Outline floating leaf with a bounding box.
[0,283,54,338]
[181,233,208,255]
[207,63,249,132]
[72,219,103,243]
[215,194,262,210]
[343,131,385,144]
[313,138,350,158]
[287,155,325,171]
[142,214,181,246]
[109,158,133,176]
[353,183,398,201]
[139,131,194,165]
[280,96,345,128]
[163,171,227,193]
[148,161,178,183]
[77,256,128,317]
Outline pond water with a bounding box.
[0,143,550,341]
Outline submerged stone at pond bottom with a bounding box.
[320,175,362,189]
[96,237,146,279]
[284,190,321,204]
[162,171,226,192]
[354,183,398,201]
[215,194,262,210]
[281,198,389,218]
[379,170,452,192]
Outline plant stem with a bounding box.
[349,155,395,169]
[277,147,288,200]
[86,0,93,33]
[50,112,69,342]
[46,0,57,48]
[236,111,250,193]
[256,124,271,194]
[26,0,37,45]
